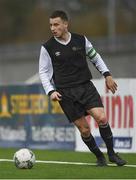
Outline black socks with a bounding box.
[82,134,103,158]
[99,123,115,156]
[82,123,115,157]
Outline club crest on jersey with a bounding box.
[72,46,82,51]
[55,51,61,56]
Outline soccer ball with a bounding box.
[13,148,35,169]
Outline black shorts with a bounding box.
[57,81,103,122]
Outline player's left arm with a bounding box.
[85,36,117,94]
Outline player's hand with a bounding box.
[50,91,62,101]
[105,76,117,94]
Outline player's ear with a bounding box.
[63,20,68,28]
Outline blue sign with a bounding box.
[95,136,132,149]
[0,84,75,150]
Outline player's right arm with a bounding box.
[39,46,62,100]
[39,46,55,95]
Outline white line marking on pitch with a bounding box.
[0,159,136,168]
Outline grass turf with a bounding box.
[0,148,136,179]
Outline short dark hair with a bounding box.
[50,10,68,21]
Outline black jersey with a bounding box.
[43,33,92,88]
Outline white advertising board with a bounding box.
[75,79,136,153]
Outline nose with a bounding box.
[50,25,55,31]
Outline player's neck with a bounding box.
[54,32,71,45]
[57,32,70,42]
[62,31,70,42]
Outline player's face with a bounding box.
[49,17,68,38]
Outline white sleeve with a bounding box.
[85,36,110,75]
[39,46,55,95]
[85,36,93,54]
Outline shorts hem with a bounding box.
[68,113,85,123]
[86,104,104,111]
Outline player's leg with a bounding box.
[87,107,126,166]
[87,107,114,155]
[73,116,107,166]
[58,86,106,166]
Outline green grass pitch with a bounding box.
[0,148,136,179]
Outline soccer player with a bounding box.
[39,10,126,166]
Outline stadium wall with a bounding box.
[0,53,136,85]
[0,36,136,85]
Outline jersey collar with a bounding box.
[54,32,71,45]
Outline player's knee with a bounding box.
[80,126,90,137]
[96,114,107,126]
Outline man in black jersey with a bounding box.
[39,10,126,166]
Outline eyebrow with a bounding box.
[50,22,59,25]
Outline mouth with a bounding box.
[52,32,57,36]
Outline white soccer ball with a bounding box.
[13,148,35,169]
